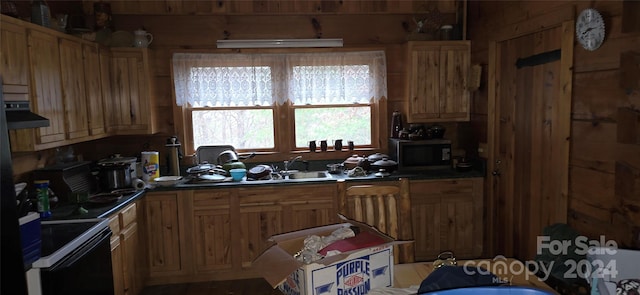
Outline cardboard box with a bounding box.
[586,247,640,295]
[253,216,407,295]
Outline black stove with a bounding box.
[33,218,109,268]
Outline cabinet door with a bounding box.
[282,184,337,232]
[109,48,153,134]
[439,44,470,121]
[145,192,183,274]
[408,43,441,121]
[59,38,89,139]
[0,18,29,87]
[406,41,470,123]
[121,223,140,295]
[410,189,442,261]
[410,178,483,261]
[237,186,284,268]
[83,43,107,137]
[27,29,65,144]
[109,215,125,295]
[191,190,234,272]
[237,184,337,268]
[110,234,125,295]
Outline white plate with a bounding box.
[154,176,183,186]
[198,174,226,182]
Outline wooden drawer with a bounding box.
[109,214,121,237]
[119,202,137,229]
[193,190,231,208]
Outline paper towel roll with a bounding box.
[133,178,146,190]
[141,151,160,182]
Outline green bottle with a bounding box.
[34,180,51,218]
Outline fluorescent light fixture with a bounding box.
[217,38,343,49]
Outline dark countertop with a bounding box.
[153,166,484,190]
[44,190,146,221]
[45,167,483,220]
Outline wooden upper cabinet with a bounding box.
[108,48,156,135]
[10,28,67,151]
[1,17,29,88]
[83,44,108,137]
[406,41,470,123]
[59,38,90,140]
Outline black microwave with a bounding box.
[388,138,452,171]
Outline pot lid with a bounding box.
[98,154,137,165]
[372,157,397,167]
[367,153,389,162]
[186,163,216,174]
[344,154,365,164]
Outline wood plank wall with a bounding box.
[10,0,468,182]
[467,0,640,250]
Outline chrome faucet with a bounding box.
[283,156,303,174]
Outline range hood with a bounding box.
[4,101,50,130]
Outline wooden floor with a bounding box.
[139,278,284,295]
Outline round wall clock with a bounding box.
[576,8,605,51]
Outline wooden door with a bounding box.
[59,38,89,140]
[487,22,574,260]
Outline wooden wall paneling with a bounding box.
[622,0,640,33]
[570,166,616,210]
[617,107,640,144]
[620,51,640,91]
[572,70,629,121]
[574,15,639,73]
[570,123,617,174]
[615,161,640,201]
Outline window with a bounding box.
[172,51,387,154]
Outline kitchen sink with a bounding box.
[286,171,332,180]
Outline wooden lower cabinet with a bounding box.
[110,201,143,295]
[237,184,338,269]
[144,183,338,285]
[410,178,484,261]
[144,191,185,284]
[142,178,483,284]
[190,189,234,273]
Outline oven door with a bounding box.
[36,219,114,295]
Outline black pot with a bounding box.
[429,124,446,138]
[98,162,132,190]
[370,157,398,173]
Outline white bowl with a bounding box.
[153,176,183,186]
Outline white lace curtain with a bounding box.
[172,51,387,107]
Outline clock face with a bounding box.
[576,8,605,51]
